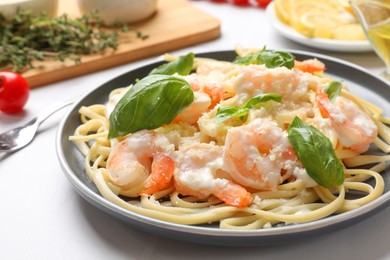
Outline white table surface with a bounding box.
[1,1,389,259]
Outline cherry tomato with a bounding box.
[231,0,250,6]
[256,0,272,8]
[0,71,30,114]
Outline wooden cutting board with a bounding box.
[22,0,221,88]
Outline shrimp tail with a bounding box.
[315,86,331,118]
[213,181,252,208]
[139,153,175,195]
[203,83,223,109]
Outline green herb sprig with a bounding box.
[0,9,147,72]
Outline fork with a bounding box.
[0,96,77,154]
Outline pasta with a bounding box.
[69,48,389,230]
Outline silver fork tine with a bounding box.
[0,118,37,151]
[0,96,78,153]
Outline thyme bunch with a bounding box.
[0,9,147,73]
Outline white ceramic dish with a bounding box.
[77,0,157,24]
[0,0,58,19]
[265,2,372,53]
[56,50,389,246]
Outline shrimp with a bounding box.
[196,59,236,76]
[173,73,234,125]
[172,91,212,125]
[238,64,315,101]
[315,88,378,153]
[193,58,321,103]
[106,130,175,195]
[294,59,326,73]
[223,118,297,191]
[174,142,252,207]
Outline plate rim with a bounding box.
[56,49,390,245]
[265,2,372,53]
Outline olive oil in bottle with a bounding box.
[368,23,390,70]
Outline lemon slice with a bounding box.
[290,0,340,17]
[296,11,345,37]
[332,24,367,41]
[273,0,366,40]
[274,0,292,25]
[289,1,340,37]
[338,0,354,14]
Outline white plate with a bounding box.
[265,2,372,53]
[56,50,389,246]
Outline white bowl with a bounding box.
[0,0,58,19]
[77,0,158,24]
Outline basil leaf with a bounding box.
[258,51,295,69]
[233,52,260,65]
[149,52,194,76]
[215,94,281,123]
[324,81,342,101]
[287,117,344,188]
[108,74,194,138]
[215,106,248,123]
[233,46,267,65]
[243,93,282,109]
[234,49,295,69]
